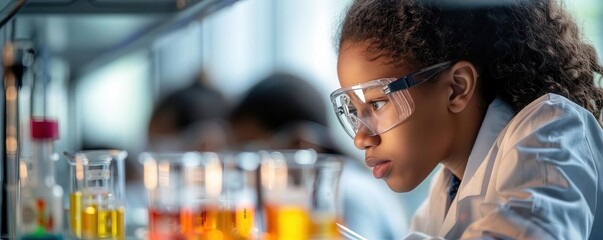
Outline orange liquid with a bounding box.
[179,203,255,240]
[180,204,218,237]
[233,204,254,238]
[217,204,255,240]
[264,203,310,240]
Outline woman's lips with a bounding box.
[365,158,392,179]
[372,161,392,179]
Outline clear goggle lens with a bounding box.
[330,79,415,138]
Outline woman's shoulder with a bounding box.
[505,93,596,133]
[514,93,589,122]
[497,93,602,155]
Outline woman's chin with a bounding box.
[384,175,421,193]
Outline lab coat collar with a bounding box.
[459,98,514,198]
[438,98,514,236]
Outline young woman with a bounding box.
[330,0,603,239]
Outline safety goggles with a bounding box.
[330,61,452,138]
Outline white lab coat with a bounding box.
[407,93,603,240]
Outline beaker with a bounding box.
[259,149,343,240]
[211,151,261,240]
[141,152,223,240]
[311,153,344,239]
[67,150,127,240]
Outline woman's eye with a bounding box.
[370,100,387,111]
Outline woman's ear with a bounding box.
[446,61,478,113]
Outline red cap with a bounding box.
[30,118,59,140]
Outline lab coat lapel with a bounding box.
[439,190,459,236]
[420,168,451,235]
[439,154,494,237]
[439,98,514,237]
[461,99,514,199]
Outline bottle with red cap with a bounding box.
[17,118,64,240]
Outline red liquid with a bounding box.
[148,208,185,240]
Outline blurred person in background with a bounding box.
[142,73,231,195]
[229,72,408,239]
[125,74,231,237]
[146,74,230,152]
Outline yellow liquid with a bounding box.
[265,203,310,240]
[310,214,339,240]
[217,206,255,239]
[81,204,97,238]
[116,208,125,240]
[233,205,254,238]
[96,208,113,238]
[70,192,82,237]
[80,204,125,240]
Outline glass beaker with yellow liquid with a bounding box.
[259,150,343,240]
[213,151,260,240]
[66,150,127,240]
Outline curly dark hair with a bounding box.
[338,0,603,122]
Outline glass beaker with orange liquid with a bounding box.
[259,150,343,240]
[142,152,225,240]
[212,152,260,240]
[66,150,127,240]
[142,151,261,240]
[178,152,261,240]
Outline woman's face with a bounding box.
[337,41,456,192]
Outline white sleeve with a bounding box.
[460,97,599,239]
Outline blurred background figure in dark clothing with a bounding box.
[125,75,231,238]
[229,72,331,151]
[229,72,408,239]
[147,75,230,152]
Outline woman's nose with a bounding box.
[353,127,380,150]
